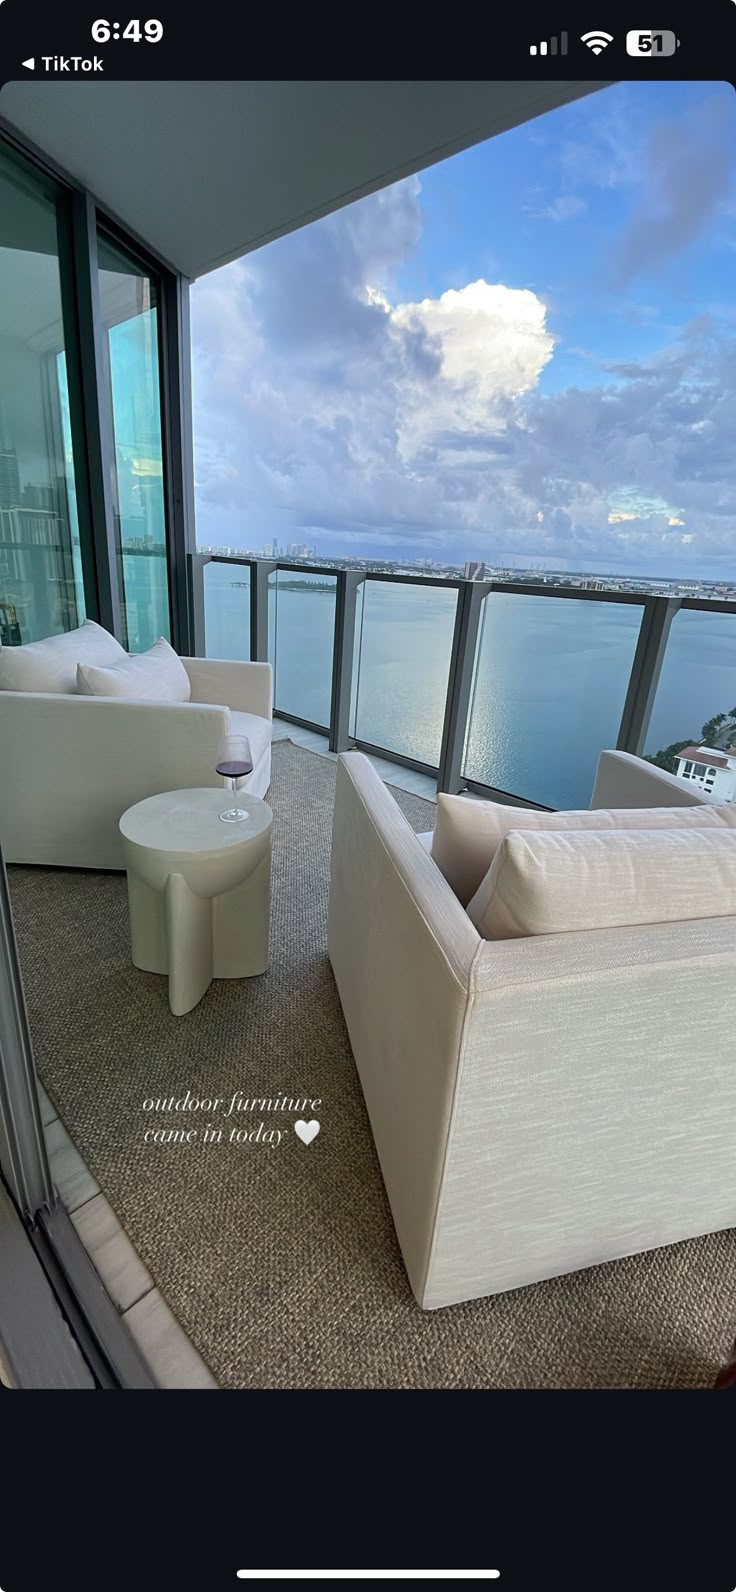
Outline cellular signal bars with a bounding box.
[530,32,568,54]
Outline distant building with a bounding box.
[0,444,21,508]
[674,745,736,803]
[464,560,486,580]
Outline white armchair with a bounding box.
[0,656,273,870]
[328,751,736,1310]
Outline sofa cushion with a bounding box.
[433,791,736,907]
[76,637,191,702]
[0,619,125,695]
[470,826,736,940]
[229,709,272,768]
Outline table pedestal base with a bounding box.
[127,855,270,1016]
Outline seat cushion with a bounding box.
[433,790,736,907]
[0,619,125,695]
[470,826,736,940]
[77,637,191,701]
[229,709,272,769]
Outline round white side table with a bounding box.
[119,788,272,1016]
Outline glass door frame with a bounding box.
[0,116,195,656]
[0,842,155,1387]
[0,118,194,1385]
[95,215,192,654]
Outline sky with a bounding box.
[190,80,736,578]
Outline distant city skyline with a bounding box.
[195,540,736,600]
[191,80,736,579]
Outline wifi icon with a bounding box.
[581,29,614,52]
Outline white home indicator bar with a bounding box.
[236,1575,501,1582]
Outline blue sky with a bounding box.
[191,81,736,577]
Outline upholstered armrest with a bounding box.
[0,691,232,868]
[181,657,273,720]
[590,748,719,809]
[328,752,478,1304]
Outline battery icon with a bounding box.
[626,29,680,54]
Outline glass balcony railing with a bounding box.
[203,558,250,661]
[464,592,644,810]
[270,568,337,729]
[119,545,170,655]
[351,579,459,767]
[191,554,736,812]
[644,609,736,763]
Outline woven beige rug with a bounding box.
[9,740,736,1388]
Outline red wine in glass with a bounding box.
[216,736,253,822]
[215,757,254,781]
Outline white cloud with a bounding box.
[190,172,736,576]
[538,195,586,222]
[378,279,554,461]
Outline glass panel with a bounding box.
[203,559,250,660]
[349,579,365,736]
[271,569,336,727]
[97,235,169,652]
[644,611,736,783]
[0,151,86,645]
[352,581,458,766]
[464,594,644,809]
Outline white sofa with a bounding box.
[328,751,736,1310]
[0,630,273,870]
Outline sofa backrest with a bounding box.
[0,620,126,695]
[432,790,736,908]
[591,749,723,808]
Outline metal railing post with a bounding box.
[330,570,365,753]
[186,553,210,656]
[616,596,681,756]
[159,274,197,657]
[250,560,276,663]
[437,580,490,794]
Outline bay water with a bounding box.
[203,562,736,810]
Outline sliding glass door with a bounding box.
[97,234,171,652]
[0,149,87,645]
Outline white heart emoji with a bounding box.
[294,1119,320,1145]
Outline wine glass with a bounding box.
[215,732,253,823]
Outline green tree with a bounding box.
[645,740,691,774]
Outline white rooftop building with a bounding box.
[674,745,736,803]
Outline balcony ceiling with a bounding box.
[1,79,603,279]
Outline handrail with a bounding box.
[187,554,736,805]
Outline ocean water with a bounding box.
[202,562,736,810]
